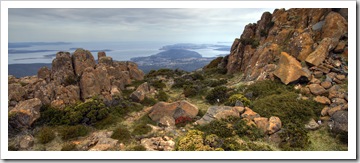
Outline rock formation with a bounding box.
[8,49,144,113]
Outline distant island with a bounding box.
[131,49,215,73]
[159,43,230,51]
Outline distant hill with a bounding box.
[131,49,202,61]
[9,63,51,78]
[131,49,214,73]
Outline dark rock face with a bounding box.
[51,52,76,85]
[72,48,96,77]
[221,8,347,85]
[9,98,42,129]
[331,110,348,133]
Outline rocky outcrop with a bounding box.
[196,106,245,125]
[140,136,175,151]
[78,130,118,151]
[274,52,310,85]
[209,8,348,88]
[130,82,151,102]
[51,51,76,85]
[72,48,96,76]
[9,49,144,109]
[148,100,199,123]
[9,98,42,129]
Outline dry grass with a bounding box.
[306,126,348,151]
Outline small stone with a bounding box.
[309,77,321,84]
[241,107,260,120]
[334,41,346,53]
[328,105,342,116]
[305,119,320,130]
[332,60,342,67]
[331,98,347,105]
[267,116,281,135]
[320,116,331,121]
[314,96,331,104]
[313,71,323,78]
[336,74,346,81]
[308,84,327,95]
[19,135,34,150]
[321,106,330,116]
[300,87,311,95]
[320,81,332,89]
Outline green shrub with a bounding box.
[279,123,310,150]
[59,125,89,141]
[35,98,110,126]
[176,130,214,151]
[204,79,227,87]
[233,119,264,141]
[36,126,56,144]
[198,119,234,138]
[94,115,118,129]
[190,72,205,81]
[205,86,228,104]
[204,134,223,148]
[141,97,157,106]
[240,38,260,48]
[183,85,198,97]
[111,125,132,144]
[245,80,293,100]
[221,137,241,151]
[246,142,273,151]
[156,90,169,102]
[111,100,143,118]
[172,77,189,88]
[150,80,166,89]
[129,145,147,151]
[61,142,77,151]
[252,92,321,125]
[132,114,156,136]
[225,94,251,107]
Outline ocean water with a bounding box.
[8,41,231,64]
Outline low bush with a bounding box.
[141,97,157,106]
[128,145,147,151]
[146,69,179,78]
[204,79,227,87]
[233,119,264,141]
[205,86,228,104]
[36,126,56,144]
[156,90,169,102]
[61,142,77,151]
[35,97,110,126]
[59,125,89,141]
[176,130,214,151]
[279,123,310,150]
[149,80,166,89]
[94,115,118,129]
[221,137,242,151]
[111,100,143,118]
[132,114,156,136]
[197,119,234,138]
[183,85,198,97]
[244,79,293,100]
[111,125,132,144]
[225,94,251,107]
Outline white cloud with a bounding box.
[9,8,276,43]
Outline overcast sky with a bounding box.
[9,8,276,43]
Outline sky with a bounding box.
[9,8,276,43]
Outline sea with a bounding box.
[8,41,231,64]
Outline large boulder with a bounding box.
[130,82,150,102]
[51,51,76,85]
[290,32,314,61]
[321,12,348,47]
[37,67,51,82]
[274,52,310,85]
[72,48,96,76]
[80,67,100,100]
[51,85,80,108]
[9,98,42,129]
[267,116,281,134]
[8,83,26,102]
[127,62,144,81]
[330,110,348,134]
[196,106,245,125]
[140,136,175,151]
[148,100,198,122]
[305,38,333,66]
[78,130,118,151]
